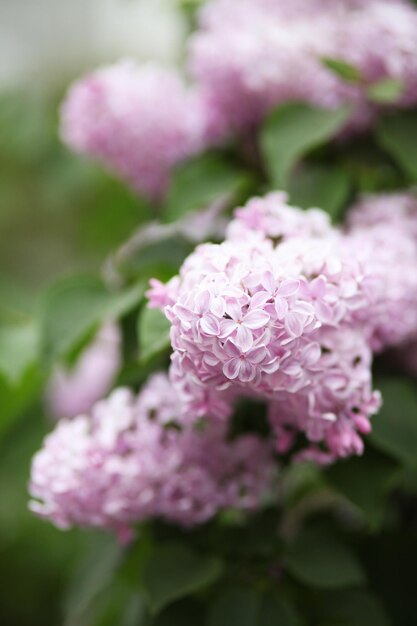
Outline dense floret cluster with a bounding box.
[346,193,417,350]
[30,374,274,541]
[61,62,208,201]
[149,193,383,462]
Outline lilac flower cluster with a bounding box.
[190,0,417,136]
[30,373,274,541]
[346,193,417,351]
[61,62,207,201]
[149,192,382,462]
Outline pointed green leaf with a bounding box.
[207,586,300,626]
[326,449,400,528]
[0,320,38,384]
[368,79,403,104]
[142,543,223,614]
[39,275,144,365]
[376,111,417,181]
[138,307,171,364]
[261,103,349,188]
[288,165,351,222]
[286,528,366,589]
[371,378,417,467]
[321,57,362,83]
[164,153,248,223]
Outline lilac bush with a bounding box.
[5,0,416,623]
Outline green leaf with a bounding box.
[85,586,148,626]
[64,535,122,625]
[288,165,351,222]
[326,449,400,529]
[258,592,301,626]
[261,103,349,188]
[0,320,38,384]
[376,110,417,181]
[153,599,206,626]
[119,236,192,283]
[207,587,299,626]
[138,307,171,364]
[370,378,417,468]
[321,58,362,83]
[367,79,403,104]
[207,587,259,626]
[142,543,223,614]
[286,528,366,589]
[0,365,43,438]
[317,590,391,626]
[164,153,247,223]
[39,275,144,365]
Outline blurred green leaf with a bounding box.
[80,176,152,255]
[286,528,366,589]
[119,236,192,283]
[0,365,43,438]
[142,543,223,614]
[321,58,362,83]
[207,587,258,626]
[368,79,403,104]
[0,320,38,384]
[153,598,206,626]
[207,586,299,626]
[0,274,34,323]
[326,449,400,529]
[39,275,144,365]
[376,111,417,181]
[138,307,171,364]
[63,534,122,626]
[370,378,417,468]
[288,165,351,221]
[317,589,391,626]
[86,586,148,626]
[216,508,280,558]
[261,103,349,188]
[164,153,247,223]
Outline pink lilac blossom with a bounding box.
[60,61,208,201]
[149,192,380,459]
[189,0,417,137]
[269,327,380,464]
[45,322,121,419]
[30,373,274,542]
[346,192,417,351]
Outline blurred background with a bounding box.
[0,2,188,624]
[1,0,187,288]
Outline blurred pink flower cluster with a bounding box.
[190,0,417,136]
[30,373,274,541]
[60,0,417,200]
[346,193,417,351]
[45,322,121,419]
[61,62,208,201]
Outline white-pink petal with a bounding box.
[277,279,300,297]
[223,358,241,380]
[236,324,254,351]
[243,309,270,329]
[200,315,220,336]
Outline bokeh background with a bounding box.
[0,2,188,624]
